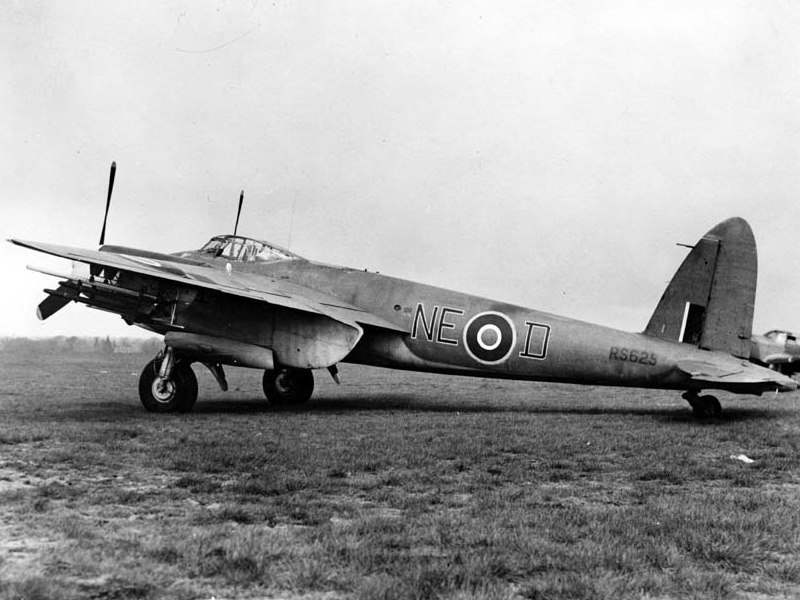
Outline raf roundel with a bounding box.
[463,311,517,365]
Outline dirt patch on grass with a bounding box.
[0,510,56,584]
[0,467,43,492]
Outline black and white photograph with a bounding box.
[2,2,799,598]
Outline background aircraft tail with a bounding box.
[644,217,756,359]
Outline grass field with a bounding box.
[1,351,800,599]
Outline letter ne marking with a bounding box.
[411,303,438,341]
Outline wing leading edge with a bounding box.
[11,239,406,368]
[11,239,405,331]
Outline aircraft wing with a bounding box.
[677,359,797,392]
[11,239,405,332]
[12,239,407,368]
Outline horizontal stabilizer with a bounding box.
[677,359,796,392]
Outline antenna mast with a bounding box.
[99,161,116,245]
[233,190,244,236]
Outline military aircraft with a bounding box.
[750,330,800,375]
[10,163,796,418]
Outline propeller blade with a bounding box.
[37,292,71,321]
[99,161,116,246]
[233,190,244,236]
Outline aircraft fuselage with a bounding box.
[164,254,761,394]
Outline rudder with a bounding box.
[644,217,756,359]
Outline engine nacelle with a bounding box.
[164,332,275,370]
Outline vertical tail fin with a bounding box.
[644,217,756,359]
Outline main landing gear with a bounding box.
[682,390,722,418]
[137,347,317,412]
[139,346,318,413]
[138,348,198,413]
[262,367,314,406]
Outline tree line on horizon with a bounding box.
[0,336,163,355]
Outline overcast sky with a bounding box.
[2,1,798,339]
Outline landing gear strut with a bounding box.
[262,367,314,406]
[682,391,721,418]
[139,348,198,413]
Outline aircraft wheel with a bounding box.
[263,367,314,406]
[691,394,722,419]
[139,358,198,413]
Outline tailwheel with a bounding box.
[139,356,198,413]
[262,367,314,406]
[682,391,722,418]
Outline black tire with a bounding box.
[139,358,198,413]
[691,394,721,418]
[262,367,314,406]
[700,395,722,417]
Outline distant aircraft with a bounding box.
[750,330,800,375]
[10,163,796,418]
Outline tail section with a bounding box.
[644,217,756,359]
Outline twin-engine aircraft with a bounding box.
[10,164,796,417]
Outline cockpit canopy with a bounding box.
[198,235,301,263]
[764,330,797,345]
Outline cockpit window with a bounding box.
[199,236,300,263]
[765,330,792,344]
[253,243,296,262]
[200,238,226,256]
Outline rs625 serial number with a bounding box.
[609,347,657,366]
